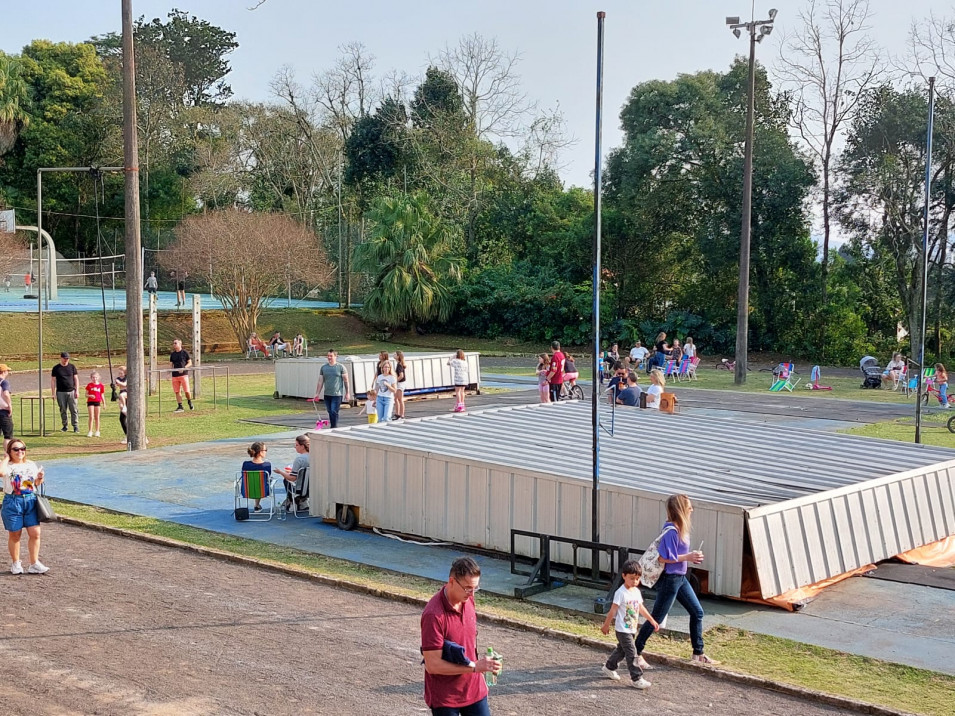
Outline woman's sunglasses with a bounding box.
[10,446,26,452]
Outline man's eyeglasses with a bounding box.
[455,578,480,594]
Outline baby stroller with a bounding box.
[859,356,882,389]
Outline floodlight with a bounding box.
[726,16,740,25]
[768,8,778,20]
[733,28,742,38]
[761,24,773,36]
[756,34,765,43]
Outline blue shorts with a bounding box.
[1,493,39,531]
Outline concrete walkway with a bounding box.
[38,386,955,677]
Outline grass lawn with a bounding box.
[17,374,303,462]
[51,501,955,716]
[846,416,955,448]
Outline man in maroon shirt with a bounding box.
[547,340,565,403]
[421,557,501,715]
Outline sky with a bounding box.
[3,0,951,188]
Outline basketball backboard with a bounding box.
[0,209,14,233]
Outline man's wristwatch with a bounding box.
[469,661,476,672]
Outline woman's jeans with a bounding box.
[431,696,491,716]
[939,382,949,406]
[377,395,394,422]
[636,572,705,656]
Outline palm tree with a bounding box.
[353,193,463,330]
[0,52,29,155]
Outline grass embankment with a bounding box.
[0,308,547,367]
[51,501,955,716]
[846,417,955,448]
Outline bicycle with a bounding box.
[559,380,585,401]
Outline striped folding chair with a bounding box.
[234,469,279,521]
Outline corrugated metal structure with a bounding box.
[308,401,955,598]
[275,352,481,400]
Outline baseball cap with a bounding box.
[60,351,70,358]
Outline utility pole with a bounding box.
[122,0,146,450]
[727,8,778,385]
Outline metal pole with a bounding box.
[734,28,757,386]
[122,0,146,450]
[36,171,44,436]
[915,76,936,444]
[592,11,605,551]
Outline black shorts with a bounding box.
[0,412,12,440]
[87,401,102,407]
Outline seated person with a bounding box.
[292,333,306,357]
[275,434,310,510]
[268,332,290,355]
[563,353,579,386]
[241,441,272,513]
[615,372,642,407]
[884,352,905,389]
[606,363,628,403]
[629,341,649,370]
[249,332,270,357]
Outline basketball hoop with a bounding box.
[0,209,14,233]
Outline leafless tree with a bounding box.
[312,42,378,144]
[162,210,333,347]
[520,103,575,178]
[437,33,533,140]
[775,0,883,300]
[909,11,955,88]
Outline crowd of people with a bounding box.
[248,331,307,358]
[535,341,578,404]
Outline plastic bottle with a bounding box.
[484,647,502,686]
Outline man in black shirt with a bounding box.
[50,351,79,432]
[169,339,194,412]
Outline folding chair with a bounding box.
[769,363,801,392]
[675,357,692,382]
[686,356,700,380]
[246,339,263,360]
[663,359,678,377]
[234,469,279,521]
[286,466,310,519]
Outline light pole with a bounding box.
[726,8,777,385]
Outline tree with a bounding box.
[353,193,463,329]
[161,211,333,346]
[0,52,29,156]
[836,85,955,355]
[775,0,883,301]
[604,60,816,350]
[344,96,409,192]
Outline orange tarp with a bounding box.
[895,535,955,568]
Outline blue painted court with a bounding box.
[0,286,340,312]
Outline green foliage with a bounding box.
[444,263,600,345]
[344,97,409,192]
[353,193,463,328]
[0,51,29,155]
[411,67,464,129]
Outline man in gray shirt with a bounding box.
[313,349,350,428]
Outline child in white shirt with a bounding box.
[600,560,659,689]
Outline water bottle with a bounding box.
[483,647,502,686]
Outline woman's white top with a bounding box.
[683,344,697,359]
[646,384,663,409]
[2,460,40,495]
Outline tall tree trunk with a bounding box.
[821,164,831,305]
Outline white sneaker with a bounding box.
[94,431,100,437]
[10,561,23,575]
[629,677,652,689]
[27,561,49,574]
[691,653,721,665]
[87,431,93,437]
[636,655,652,670]
[601,665,620,681]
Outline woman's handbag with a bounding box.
[639,525,677,587]
[35,483,56,523]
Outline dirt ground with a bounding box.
[0,524,849,716]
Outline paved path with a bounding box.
[0,523,846,716]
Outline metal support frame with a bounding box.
[510,528,643,612]
[35,166,124,436]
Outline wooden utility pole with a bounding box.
[122,0,146,449]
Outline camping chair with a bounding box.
[293,337,308,358]
[686,356,700,380]
[285,466,310,519]
[769,363,801,392]
[905,367,936,397]
[890,364,907,392]
[663,359,678,377]
[675,357,692,382]
[234,469,279,521]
